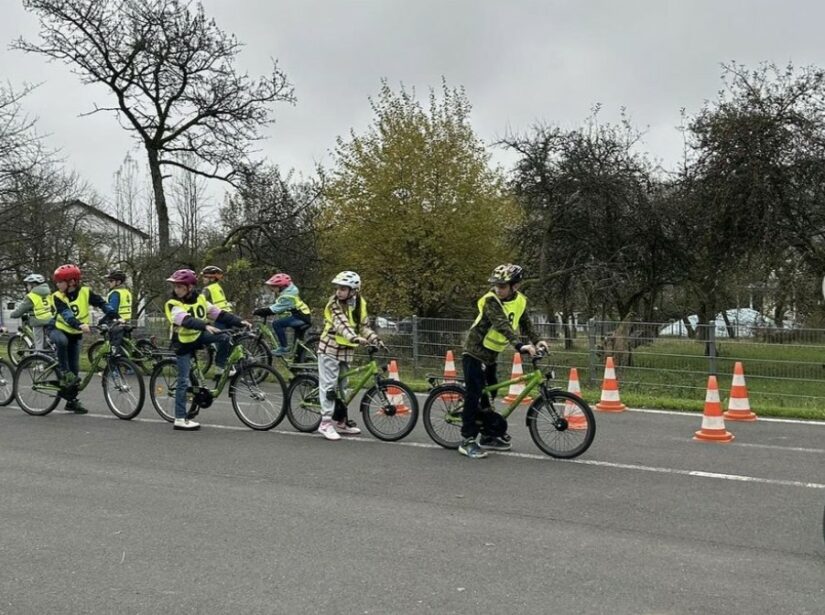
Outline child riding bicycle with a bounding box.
[10,273,54,351]
[253,273,312,356]
[316,270,385,441]
[459,264,548,459]
[165,269,251,431]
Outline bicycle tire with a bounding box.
[0,358,14,406]
[422,383,465,449]
[360,380,419,441]
[135,338,158,353]
[196,345,214,373]
[241,336,273,368]
[149,358,180,422]
[13,354,62,416]
[86,339,105,364]
[230,363,287,430]
[285,373,322,432]
[7,333,33,366]
[102,356,145,420]
[526,391,596,458]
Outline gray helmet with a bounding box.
[331,270,361,290]
[23,273,46,285]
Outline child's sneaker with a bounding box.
[334,419,361,435]
[458,436,488,459]
[272,346,290,357]
[479,435,512,451]
[173,418,200,431]
[65,399,88,414]
[317,419,341,441]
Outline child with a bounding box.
[201,265,233,313]
[50,264,119,414]
[459,264,547,459]
[10,273,54,351]
[315,270,384,440]
[164,269,250,431]
[253,273,312,356]
[105,270,132,321]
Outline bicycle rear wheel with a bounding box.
[149,358,179,422]
[526,391,596,458]
[195,345,214,373]
[7,333,33,366]
[422,384,465,449]
[361,380,419,441]
[0,358,14,406]
[241,337,273,368]
[86,339,105,364]
[13,354,62,415]
[102,356,145,420]
[285,373,322,432]
[230,363,286,430]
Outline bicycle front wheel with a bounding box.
[422,384,465,449]
[86,339,105,364]
[526,391,596,458]
[7,333,33,366]
[230,363,287,430]
[13,354,61,416]
[361,380,419,441]
[0,358,14,406]
[286,373,322,432]
[241,337,273,368]
[149,358,180,422]
[102,357,145,420]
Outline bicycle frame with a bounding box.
[337,358,382,406]
[483,368,545,420]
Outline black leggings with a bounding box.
[461,354,499,439]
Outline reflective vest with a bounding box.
[165,294,210,344]
[27,291,55,321]
[472,291,527,353]
[107,288,132,321]
[322,296,367,348]
[54,287,91,335]
[291,295,311,316]
[205,282,231,312]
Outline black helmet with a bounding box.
[200,265,224,278]
[107,270,127,282]
[488,264,524,285]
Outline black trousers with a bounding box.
[461,354,500,439]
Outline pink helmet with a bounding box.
[166,269,198,285]
[265,273,292,288]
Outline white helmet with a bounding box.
[23,273,46,284]
[331,270,361,290]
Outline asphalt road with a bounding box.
[1,381,823,614]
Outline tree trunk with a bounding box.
[146,146,170,252]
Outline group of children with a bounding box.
[6,262,547,457]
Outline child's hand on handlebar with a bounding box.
[80,324,91,334]
[520,343,537,357]
[206,325,221,334]
[241,320,253,328]
[537,340,549,353]
[352,336,370,347]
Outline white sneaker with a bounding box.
[335,420,361,435]
[174,418,200,431]
[317,419,341,441]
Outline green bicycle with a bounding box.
[6,314,57,366]
[240,314,319,377]
[86,330,163,373]
[285,345,419,441]
[13,323,146,420]
[422,352,596,458]
[148,328,287,430]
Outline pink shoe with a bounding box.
[317,419,341,441]
[334,419,361,435]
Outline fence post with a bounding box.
[587,318,596,387]
[707,319,717,376]
[412,315,419,376]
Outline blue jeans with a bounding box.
[210,321,232,367]
[273,315,309,348]
[174,332,230,419]
[49,329,82,376]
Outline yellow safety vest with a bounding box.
[107,288,133,321]
[472,291,527,353]
[165,294,210,344]
[322,296,368,348]
[27,291,55,321]
[54,287,91,335]
[292,295,311,316]
[204,282,231,312]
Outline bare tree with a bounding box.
[0,82,49,198]
[170,153,209,259]
[15,0,295,252]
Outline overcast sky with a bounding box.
[2,0,824,205]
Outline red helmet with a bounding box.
[53,264,81,283]
[265,273,292,288]
[166,269,198,285]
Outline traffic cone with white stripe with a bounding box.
[442,350,460,401]
[693,375,734,443]
[387,360,411,414]
[723,362,757,422]
[564,367,588,430]
[503,353,533,404]
[595,356,626,412]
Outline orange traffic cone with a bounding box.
[693,375,735,443]
[723,362,757,421]
[564,367,588,430]
[503,353,533,404]
[387,360,410,414]
[441,350,460,401]
[595,356,626,412]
